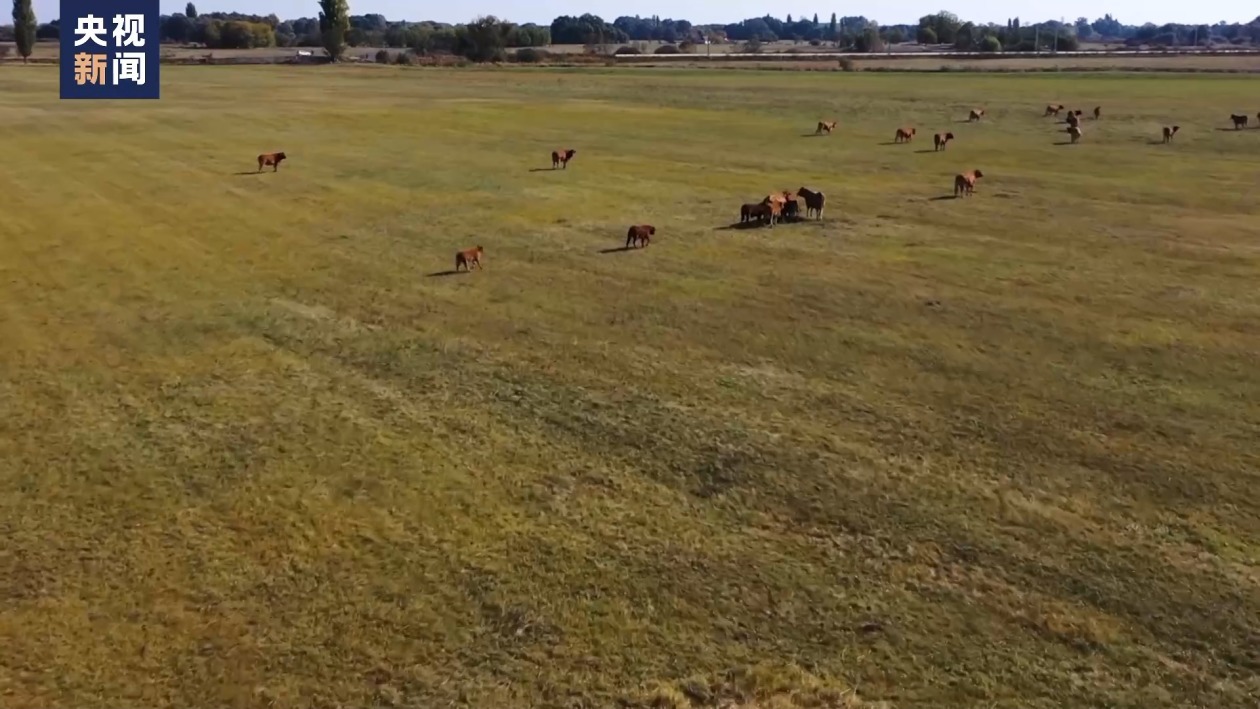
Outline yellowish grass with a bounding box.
[1,65,1259,709]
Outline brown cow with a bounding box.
[455,246,484,272]
[1044,104,1065,116]
[933,132,954,151]
[1066,125,1082,144]
[1162,125,1180,143]
[1230,114,1249,130]
[763,192,794,224]
[552,148,577,169]
[257,151,286,172]
[968,108,985,122]
[816,120,837,135]
[894,127,916,143]
[1066,112,1081,129]
[1093,106,1102,120]
[626,225,656,248]
[954,170,983,197]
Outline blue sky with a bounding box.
[32,0,1256,26]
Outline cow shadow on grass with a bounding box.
[232,171,267,176]
[598,246,637,254]
[1052,140,1076,146]
[930,195,958,201]
[715,216,811,231]
[528,167,560,173]
[425,270,469,278]
[914,149,939,154]
[715,221,774,231]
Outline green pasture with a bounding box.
[1,65,1258,709]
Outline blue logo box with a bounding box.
[60,0,160,99]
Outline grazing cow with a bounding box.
[552,148,577,169]
[796,187,825,220]
[626,225,655,248]
[740,203,760,223]
[257,151,286,173]
[894,127,916,143]
[1066,112,1081,129]
[455,246,484,272]
[1067,125,1082,144]
[816,120,837,135]
[1230,114,1249,130]
[1093,106,1102,120]
[1044,104,1065,116]
[934,132,954,151]
[1162,125,1180,143]
[968,108,985,122]
[954,170,983,197]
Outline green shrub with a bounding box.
[514,47,549,63]
[375,48,390,64]
[653,44,681,54]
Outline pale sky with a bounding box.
[31,0,1257,27]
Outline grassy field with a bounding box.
[1,65,1259,709]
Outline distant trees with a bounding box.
[22,6,1260,55]
[11,0,35,63]
[550,14,625,45]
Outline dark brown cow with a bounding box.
[968,108,985,122]
[796,187,825,220]
[1093,106,1102,120]
[894,126,916,143]
[1162,125,1180,143]
[1230,114,1249,130]
[934,132,954,151]
[626,225,656,248]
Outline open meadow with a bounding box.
[1,65,1259,709]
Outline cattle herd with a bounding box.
[250,105,1260,270]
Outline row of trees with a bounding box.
[5,3,1260,62]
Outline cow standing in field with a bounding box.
[552,148,576,169]
[626,225,655,248]
[1044,104,1065,116]
[1230,114,1249,129]
[894,127,916,143]
[954,170,983,197]
[455,246,484,271]
[796,187,825,220]
[1066,125,1082,144]
[1162,125,1180,143]
[1093,106,1102,120]
[933,132,954,151]
[816,120,837,135]
[968,108,985,122]
[257,151,287,172]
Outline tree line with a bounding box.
[3,1,1259,64]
